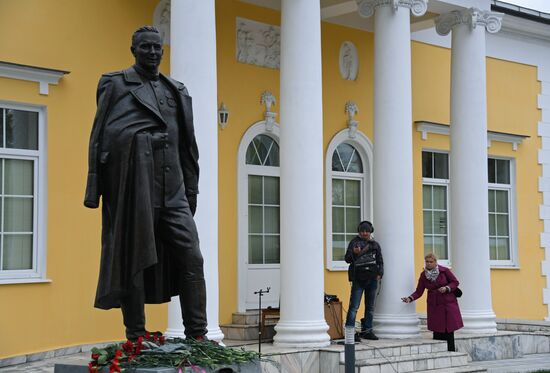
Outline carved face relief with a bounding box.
[131,32,164,72]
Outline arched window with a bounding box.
[326,131,373,270]
[237,123,281,311]
[245,134,280,264]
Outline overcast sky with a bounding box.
[509,0,550,13]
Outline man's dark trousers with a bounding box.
[121,205,207,340]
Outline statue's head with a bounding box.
[131,26,164,72]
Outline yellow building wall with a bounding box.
[320,22,375,308]
[216,0,376,325]
[410,42,544,318]
[486,58,544,319]
[0,0,545,359]
[216,0,282,328]
[0,0,169,358]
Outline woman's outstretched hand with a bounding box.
[401,297,411,303]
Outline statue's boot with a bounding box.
[179,279,208,338]
[121,289,146,341]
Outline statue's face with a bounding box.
[131,32,164,71]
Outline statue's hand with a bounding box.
[187,194,197,216]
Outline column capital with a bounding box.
[435,8,503,36]
[356,0,428,18]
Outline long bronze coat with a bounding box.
[84,67,199,309]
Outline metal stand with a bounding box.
[254,287,270,357]
[344,326,356,373]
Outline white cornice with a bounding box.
[0,61,69,95]
[415,121,529,150]
[499,14,550,43]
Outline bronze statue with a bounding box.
[84,26,207,340]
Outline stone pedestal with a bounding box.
[54,361,260,373]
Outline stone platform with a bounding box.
[2,329,550,372]
[53,361,260,373]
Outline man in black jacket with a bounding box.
[344,221,384,341]
[84,26,207,341]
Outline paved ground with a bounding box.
[0,352,89,373]
[469,353,550,373]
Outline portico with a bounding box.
[166,0,503,346]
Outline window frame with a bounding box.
[488,156,518,268]
[246,165,280,269]
[421,149,451,266]
[237,121,281,312]
[0,101,47,284]
[325,130,373,271]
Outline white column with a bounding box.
[273,0,329,348]
[356,0,427,338]
[436,8,502,333]
[166,0,224,342]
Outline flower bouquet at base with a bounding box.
[87,332,259,373]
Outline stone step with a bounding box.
[220,323,275,341]
[231,311,259,325]
[230,309,280,326]
[414,367,487,373]
[339,340,449,362]
[340,351,470,373]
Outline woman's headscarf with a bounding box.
[424,266,440,282]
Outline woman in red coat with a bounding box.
[401,253,463,351]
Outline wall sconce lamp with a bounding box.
[218,102,229,130]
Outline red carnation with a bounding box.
[122,340,133,352]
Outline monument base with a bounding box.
[54,360,260,373]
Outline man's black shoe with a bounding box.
[360,331,379,340]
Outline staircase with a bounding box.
[321,338,488,373]
[341,343,485,372]
[220,310,278,341]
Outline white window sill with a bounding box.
[327,264,348,271]
[0,278,52,285]
[490,265,520,270]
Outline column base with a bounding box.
[207,326,225,343]
[459,310,497,334]
[373,313,420,339]
[165,297,185,338]
[164,327,186,338]
[273,320,330,347]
